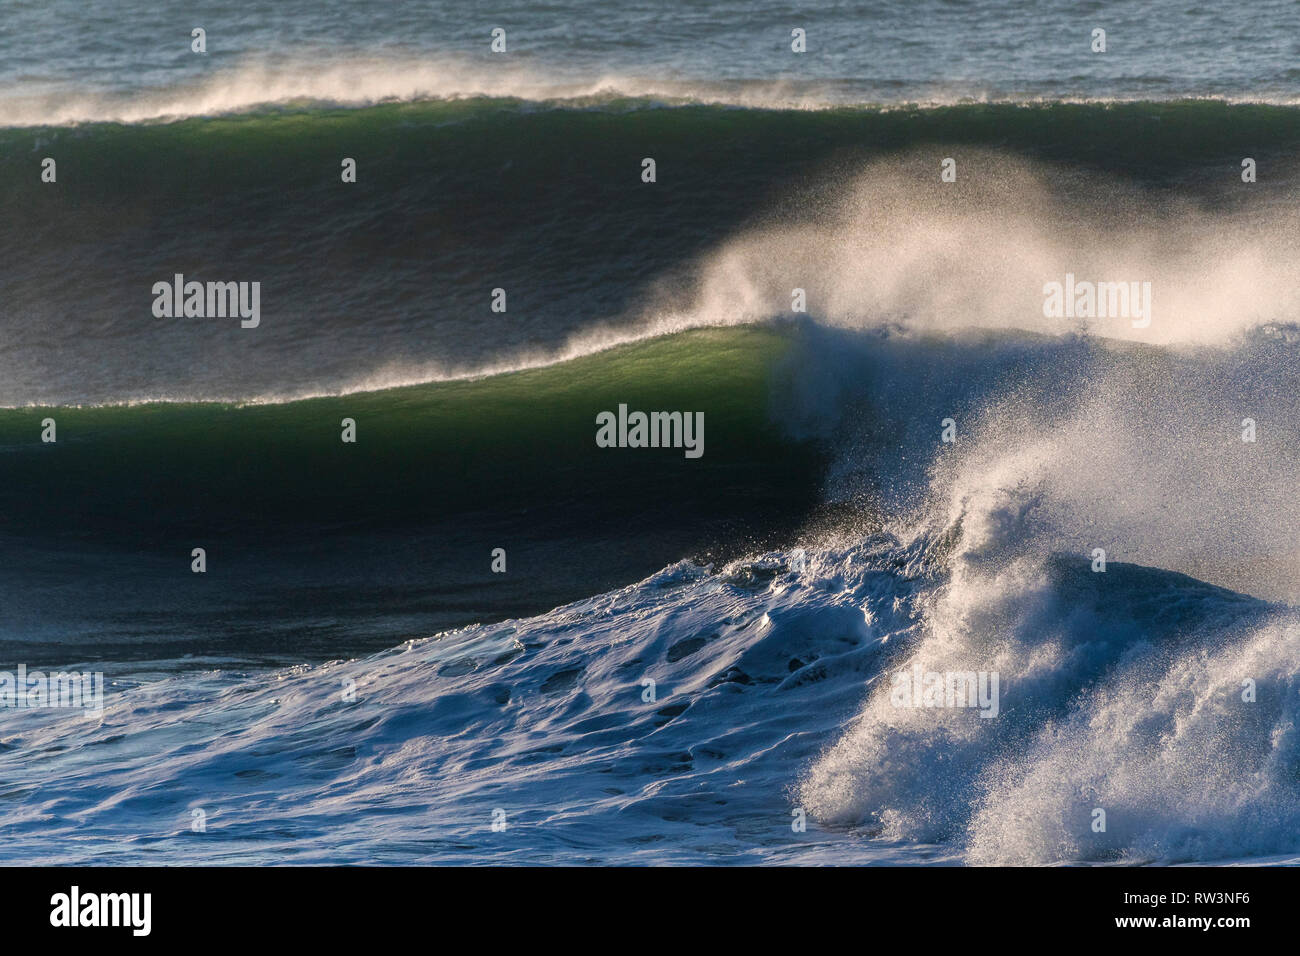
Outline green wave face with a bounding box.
[0,326,824,540]
[0,325,832,662]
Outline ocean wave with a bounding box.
[4,99,1300,405]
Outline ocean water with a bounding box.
[3,1,1300,865]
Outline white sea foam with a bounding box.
[5,55,1300,128]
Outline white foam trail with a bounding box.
[5,55,1300,127]
[0,55,849,127]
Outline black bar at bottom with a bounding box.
[4,864,1287,942]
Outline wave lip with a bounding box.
[8,55,1300,128]
[0,57,865,127]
